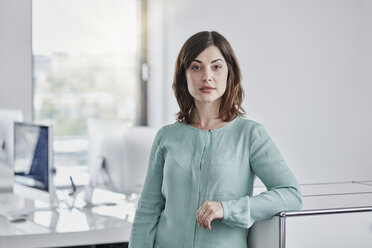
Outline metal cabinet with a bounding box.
[248,181,372,248]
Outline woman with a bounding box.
[129,31,302,248]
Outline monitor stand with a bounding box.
[83,156,118,208]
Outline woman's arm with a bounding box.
[129,128,165,248]
[221,123,302,229]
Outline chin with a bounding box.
[197,97,220,103]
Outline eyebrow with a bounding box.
[192,58,224,64]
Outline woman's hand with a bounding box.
[196,201,224,230]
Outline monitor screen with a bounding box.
[14,123,49,192]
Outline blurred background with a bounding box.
[0,0,371,185]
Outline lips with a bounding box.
[200,86,214,90]
[199,86,215,93]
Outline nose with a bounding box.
[202,68,213,82]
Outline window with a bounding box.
[32,0,144,170]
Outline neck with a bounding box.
[192,100,223,129]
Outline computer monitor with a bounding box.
[13,122,58,206]
[86,118,157,202]
[122,126,158,194]
[0,109,23,185]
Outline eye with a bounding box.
[213,65,222,70]
[191,65,200,71]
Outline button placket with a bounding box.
[192,131,212,247]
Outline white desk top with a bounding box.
[0,189,135,248]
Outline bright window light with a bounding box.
[32,0,141,169]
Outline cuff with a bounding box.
[221,201,229,221]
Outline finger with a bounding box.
[201,208,213,226]
[200,210,213,230]
[196,203,205,218]
[199,202,210,222]
[197,206,205,225]
[204,211,215,230]
[207,214,215,230]
[197,204,206,226]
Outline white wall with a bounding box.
[147,0,167,128]
[0,0,32,189]
[363,1,372,178]
[0,0,32,122]
[0,0,371,185]
[147,0,372,184]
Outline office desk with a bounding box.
[2,182,372,248]
[249,181,372,248]
[0,190,135,248]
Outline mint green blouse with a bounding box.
[129,116,302,248]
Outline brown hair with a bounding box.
[172,31,245,124]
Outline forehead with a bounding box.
[194,45,225,62]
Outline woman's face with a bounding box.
[185,45,228,105]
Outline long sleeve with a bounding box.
[129,128,165,248]
[221,123,302,229]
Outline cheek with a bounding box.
[187,73,199,88]
[186,74,196,93]
[217,72,228,91]
[219,83,227,96]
